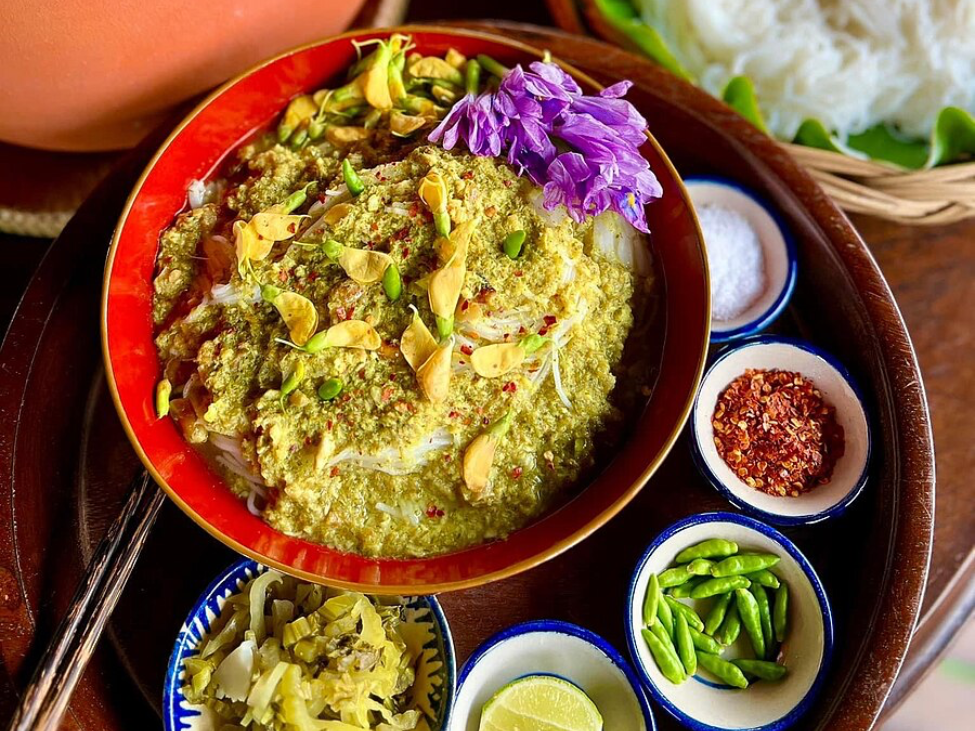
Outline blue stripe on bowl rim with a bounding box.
[624,511,835,731]
[457,618,656,731]
[689,334,872,526]
[683,175,799,344]
[163,557,456,731]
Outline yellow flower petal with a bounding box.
[408,57,463,83]
[401,311,439,371]
[360,59,393,110]
[337,248,392,284]
[323,203,353,226]
[249,212,305,243]
[418,172,447,214]
[436,218,476,264]
[445,48,467,69]
[428,220,475,320]
[390,111,427,137]
[272,291,319,346]
[326,126,372,146]
[470,342,526,378]
[462,433,497,497]
[323,320,381,350]
[416,339,453,403]
[282,95,318,130]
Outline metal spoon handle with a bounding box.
[7,471,164,731]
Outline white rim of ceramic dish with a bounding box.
[690,335,871,525]
[162,557,456,731]
[684,176,798,343]
[455,619,655,730]
[624,512,834,731]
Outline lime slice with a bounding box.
[479,675,604,731]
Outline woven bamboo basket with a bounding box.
[557,0,975,226]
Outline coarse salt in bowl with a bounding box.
[685,177,797,343]
[690,336,871,525]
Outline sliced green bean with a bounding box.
[712,554,780,577]
[317,378,343,401]
[476,54,510,78]
[686,558,715,576]
[465,58,481,95]
[342,158,365,196]
[674,611,697,676]
[688,626,723,655]
[691,576,751,599]
[642,573,660,627]
[751,584,774,654]
[659,566,694,588]
[774,583,789,643]
[745,569,781,589]
[669,578,705,599]
[697,651,748,689]
[382,262,402,302]
[675,539,738,563]
[704,592,733,635]
[732,658,788,681]
[735,588,766,660]
[664,596,704,632]
[503,229,526,259]
[279,360,306,408]
[714,603,741,646]
[641,628,685,684]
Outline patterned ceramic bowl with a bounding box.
[163,557,456,731]
[625,512,833,731]
[450,619,655,730]
[690,336,871,525]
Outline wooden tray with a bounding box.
[0,23,934,731]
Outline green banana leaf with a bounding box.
[596,0,975,169]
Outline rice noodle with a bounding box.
[590,211,652,276]
[325,429,454,476]
[188,179,221,209]
[551,348,572,410]
[637,0,975,140]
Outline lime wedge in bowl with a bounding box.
[479,674,604,731]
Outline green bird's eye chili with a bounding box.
[732,658,787,681]
[714,603,741,646]
[643,574,660,627]
[674,611,697,675]
[642,628,686,684]
[712,368,846,496]
[668,578,705,598]
[665,596,705,632]
[704,592,734,635]
[712,554,780,577]
[751,584,775,652]
[688,626,723,655]
[745,569,781,589]
[686,558,715,575]
[503,229,526,259]
[774,583,790,643]
[659,566,694,588]
[656,586,674,637]
[691,575,751,599]
[342,158,366,196]
[318,378,344,401]
[697,651,749,689]
[735,588,767,659]
[676,539,738,563]
[383,262,402,302]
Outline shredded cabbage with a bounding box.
[181,570,431,730]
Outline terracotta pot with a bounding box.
[0,0,366,151]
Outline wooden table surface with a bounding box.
[1,0,972,723]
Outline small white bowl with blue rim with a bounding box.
[163,557,456,731]
[684,176,798,343]
[625,512,833,731]
[450,619,655,730]
[690,335,871,525]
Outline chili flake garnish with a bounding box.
[712,368,845,497]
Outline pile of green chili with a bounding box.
[640,539,790,688]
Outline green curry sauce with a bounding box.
[153,134,655,557]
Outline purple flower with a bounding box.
[427,61,662,233]
[428,92,503,157]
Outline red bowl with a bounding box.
[102,26,710,593]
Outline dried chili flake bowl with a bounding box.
[690,336,871,525]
